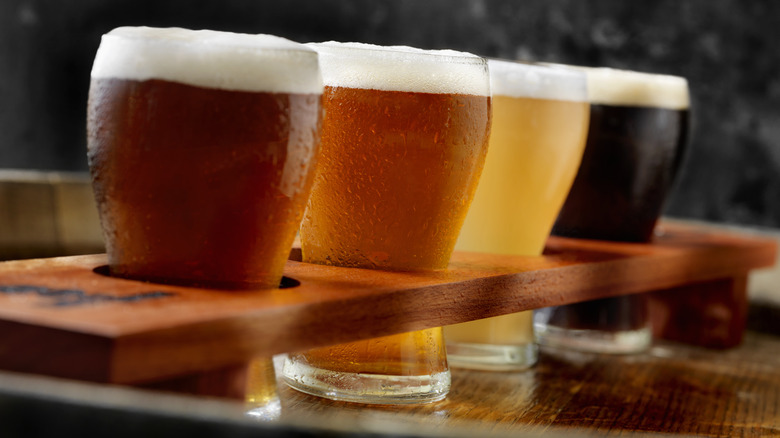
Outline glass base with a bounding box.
[244,357,281,421]
[281,355,450,404]
[534,322,652,354]
[245,398,282,421]
[446,341,538,371]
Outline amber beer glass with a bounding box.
[535,66,690,354]
[444,60,589,370]
[87,27,323,290]
[282,42,491,403]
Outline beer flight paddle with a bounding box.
[0,221,772,398]
[0,26,774,405]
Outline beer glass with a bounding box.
[87,27,323,290]
[245,358,281,421]
[444,60,589,370]
[535,66,690,354]
[282,42,491,403]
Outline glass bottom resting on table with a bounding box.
[282,327,450,404]
[245,357,282,421]
[444,311,537,371]
[533,294,651,354]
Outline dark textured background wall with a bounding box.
[2,0,779,228]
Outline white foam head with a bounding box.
[545,64,689,110]
[307,42,490,96]
[488,59,587,102]
[91,27,323,94]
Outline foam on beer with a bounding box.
[564,66,689,110]
[308,42,490,96]
[91,27,323,94]
[488,59,587,102]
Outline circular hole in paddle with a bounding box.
[92,265,300,290]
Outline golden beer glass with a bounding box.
[87,27,324,413]
[282,42,491,403]
[536,66,690,354]
[245,358,282,420]
[444,60,590,370]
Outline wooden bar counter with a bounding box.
[0,220,777,437]
[276,331,780,437]
[0,330,777,437]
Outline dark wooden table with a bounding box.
[273,330,780,437]
[0,329,777,437]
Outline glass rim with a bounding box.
[541,63,690,110]
[92,27,324,94]
[307,41,488,66]
[104,26,320,56]
[488,58,584,78]
[486,58,588,102]
[542,62,688,83]
[307,42,489,96]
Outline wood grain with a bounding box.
[0,170,104,260]
[0,222,773,386]
[649,275,749,348]
[141,363,250,399]
[275,332,780,437]
[0,334,776,436]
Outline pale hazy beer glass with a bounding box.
[87,27,323,290]
[535,66,690,354]
[282,42,491,403]
[444,60,589,370]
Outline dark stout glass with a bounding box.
[552,104,690,243]
[536,66,690,354]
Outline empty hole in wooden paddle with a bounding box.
[278,276,300,289]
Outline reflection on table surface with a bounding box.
[272,331,780,437]
[0,330,777,437]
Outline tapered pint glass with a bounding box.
[535,66,690,354]
[282,42,491,404]
[87,27,323,290]
[444,60,589,370]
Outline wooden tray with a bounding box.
[0,222,774,393]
